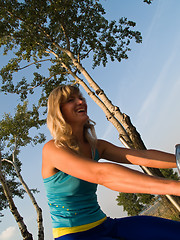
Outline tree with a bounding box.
[0,1,157,154]
[0,102,45,239]
[116,193,149,216]
[0,156,33,240]
[0,0,179,215]
[0,150,25,220]
[0,0,142,141]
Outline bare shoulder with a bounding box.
[42,139,64,156]
[42,140,64,179]
[42,139,55,152]
[42,140,54,162]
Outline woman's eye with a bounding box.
[67,98,74,102]
[79,97,85,101]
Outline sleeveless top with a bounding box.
[43,149,107,238]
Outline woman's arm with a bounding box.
[42,140,180,196]
[42,140,100,183]
[97,161,180,196]
[97,139,176,169]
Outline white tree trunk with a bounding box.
[3,143,44,240]
[0,159,33,240]
[13,162,44,240]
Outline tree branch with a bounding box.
[17,59,52,71]
[28,74,54,91]
[60,24,70,50]
[6,9,24,23]
[80,48,93,60]
[2,158,13,165]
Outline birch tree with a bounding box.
[0,102,45,239]
[0,0,179,212]
[0,0,149,150]
[0,156,33,240]
[0,146,25,221]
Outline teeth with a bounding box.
[77,109,85,112]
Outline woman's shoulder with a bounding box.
[42,140,70,178]
[42,140,64,158]
[42,140,53,154]
[43,139,54,148]
[42,140,57,179]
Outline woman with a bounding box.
[42,84,180,240]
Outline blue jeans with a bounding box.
[55,216,180,240]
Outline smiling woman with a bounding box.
[42,84,180,240]
[46,85,96,155]
[61,93,88,126]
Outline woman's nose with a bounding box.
[76,98,84,104]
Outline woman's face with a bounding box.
[61,93,89,126]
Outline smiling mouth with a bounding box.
[76,109,86,113]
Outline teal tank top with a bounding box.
[43,149,106,236]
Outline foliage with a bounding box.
[0,0,142,111]
[0,101,45,151]
[0,0,144,225]
[0,102,45,219]
[116,192,154,216]
[160,168,179,181]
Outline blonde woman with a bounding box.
[42,85,180,240]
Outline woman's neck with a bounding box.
[72,125,86,144]
[72,125,91,158]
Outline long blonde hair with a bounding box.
[47,85,97,154]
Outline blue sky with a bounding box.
[1,0,180,239]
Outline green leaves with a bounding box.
[0,0,142,101]
[160,169,179,181]
[0,100,45,218]
[0,101,46,152]
[116,192,155,216]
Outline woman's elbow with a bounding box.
[95,163,110,186]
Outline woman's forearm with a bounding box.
[99,140,177,169]
[98,162,180,196]
[125,149,176,169]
